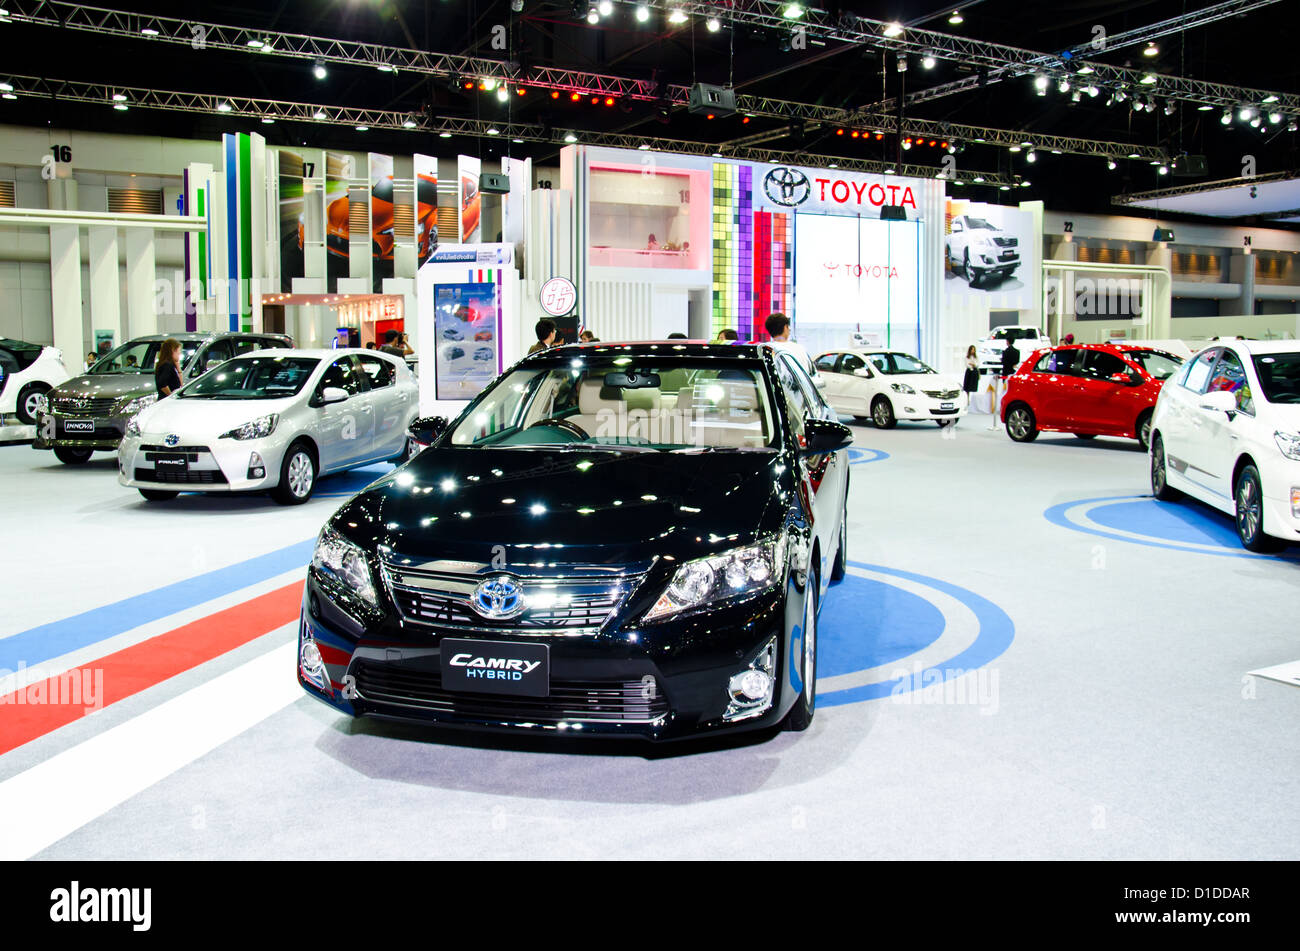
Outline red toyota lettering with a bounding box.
[868,183,886,206]
[831,180,850,203]
[815,178,830,201]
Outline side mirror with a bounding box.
[800,418,854,456]
[319,386,349,405]
[1199,390,1237,415]
[1108,372,1133,385]
[853,367,871,378]
[813,373,827,390]
[408,415,449,447]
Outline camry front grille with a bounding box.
[53,396,119,417]
[351,662,668,724]
[922,389,961,400]
[380,559,644,634]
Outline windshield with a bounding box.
[1252,352,1300,404]
[869,352,934,375]
[992,328,1038,343]
[180,356,319,399]
[89,339,201,375]
[966,218,997,230]
[1125,349,1183,381]
[449,357,776,451]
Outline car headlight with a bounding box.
[1274,430,1300,461]
[312,527,378,607]
[220,413,279,440]
[643,536,787,623]
[125,417,141,437]
[890,383,916,394]
[119,394,157,416]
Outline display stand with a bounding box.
[415,243,521,418]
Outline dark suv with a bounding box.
[35,331,292,464]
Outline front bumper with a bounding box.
[117,432,286,492]
[892,391,969,421]
[33,409,128,451]
[296,568,805,741]
[1260,462,1300,541]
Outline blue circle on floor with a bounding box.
[848,447,889,465]
[819,576,945,675]
[1044,495,1298,559]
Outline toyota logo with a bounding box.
[471,575,526,620]
[164,434,180,447]
[764,167,811,207]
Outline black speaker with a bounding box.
[881,205,908,221]
[687,82,737,117]
[1152,227,1175,242]
[479,172,510,194]
[1171,153,1208,177]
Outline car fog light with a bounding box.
[731,669,772,702]
[1292,487,1300,519]
[300,639,325,679]
[248,451,265,479]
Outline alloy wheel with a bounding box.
[1152,445,1166,494]
[24,390,46,420]
[872,400,891,427]
[1009,408,1030,439]
[1237,474,1261,543]
[288,451,314,498]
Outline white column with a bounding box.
[125,229,158,337]
[87,227,122,349]
[49,225,84,359]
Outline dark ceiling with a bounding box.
[1,0,1296,219]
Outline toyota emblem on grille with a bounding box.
[164,434,180,447]
[471,575,526,620]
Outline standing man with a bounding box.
[991,336,1021,431]
[528,318,557,355]
[763,312,815,376]
[380,330,406,357]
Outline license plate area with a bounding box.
[440,638,550,697]
[941,402,955,410]
[151,452,189,474]
[60,419,97,436]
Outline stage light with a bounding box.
[564,132,578,142]
[481,77,497,91]
[1084,85,1099,98]
[668,7,687,24]
[1058,78,1070,93]
[1250,115,1261,127]
[1269,111,1282,124]
[439,131,452,138]
[113,103,128,111]
[377,63,395,73]
[850,130,859,138]
[598,0,612,15]
[783,3,804,18]
[551,90,560,99]
[112,93,127,102]
[921,53,936,69]
[948,11,963,25]
[901,139,912,150]
[875,132,884,140]
[1026,151,1036,162]
[517,86,527,96]
[355,125,369,132]
[1033,74,1049,94]
[486,127,500,135]
[570,92,581,101]
[1143,42,1159,57]
[706,17,720,32]
[590,96,599,104]
[636,4,650,23]
[1221,108,1232,124]
[883,22,903,37]
[1197,104,1212,111]
[605,96,615,106]
[1140,73,1157,85]
[217,101,233,113]
[1077,66,1095,75]
[1165,100,1175,116]
[313,109,326,119]
[1158,165,1168,175]
[586,7,599,24]
[313,62,328,80]
[1238,105,1254,121]
[497,86,509,102]
[1107,159,1117,170]
[403,119,417,128]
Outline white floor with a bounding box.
[1,421,1297,860]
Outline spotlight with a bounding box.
[896,54,908,72]
[921,53,936,69]
[1107,159,1117,170]
[497,86,509,102]
[1071,90,1081,103]
[1077,66,1095,75]
[481,77,497,91]
[783,3,804,17]
[1164,100,1175,116]
[403,119,417,128]
[1263,94,1280,104]
[1269,111,1282,124]
[262,117,276,124]
[1238,105,1254,121]
[486,127,500,135]
[901,139,912,150]
[668,6,687,24]
[355,125,369,132]
[1114,88,1127,103]
[313,109,326,119]
[551,90,560,99]
[313,62,327,80]
[1197,104,1213,111]
[1085,85,1099,98]
[1132,98,1144,112]
[376,63,395,73]
[217,101,233,113]
[1250,116,1261,128]
[570,92,581,101]
[636,4,650,22]
[564,132,577,142]
[1033,74,1049,94]
[1026,151,1036,162]
[1289,119,1298,132]
[1140,74,1157,85]
[112,93,127,102]
[604,96,615,106]
[1221,108,1232,125]
[706,17,720,32]
[948,11,963,25]
[1058,78,1070,93]
[1158,165,1168,175]
[113,103,128,111]
[1143,42,1159,57]
[586,7,598,24]
[597,0,612,15]
[882,21,903,37]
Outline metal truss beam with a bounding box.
[0,73,1022,187]
[0,1,1168,162]
[1112,170,1296,204]
[622,1,1300,114]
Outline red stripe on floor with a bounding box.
[0,581,303,757]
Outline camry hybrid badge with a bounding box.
[471,575,526,620]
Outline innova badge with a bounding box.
[471,575,526,620]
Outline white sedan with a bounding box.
[118,348,418,504]
[1149,339,1300,551]
[814,349,968,428]
[0,337,70,424]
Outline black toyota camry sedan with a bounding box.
[297,341,853,741]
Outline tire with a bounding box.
[1135,411,1153,452]
[139,488,179,502]
[783,567,819,732]
[389,436,413,465]
[871,396,896,429]
[830,491,848,582]
[15,383,49,425]
[964,250,983,286]
[54,446,94,465]
[1150,434,1182,502]
[1074,433,1096,440]
[1005,403,1038,442]
[852,415,869,423]
[272,441,317,505]
[1234,464,1283,553]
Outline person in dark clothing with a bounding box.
[528,319,557,355]
[380,329,405,357]
[155,338,183,397]
[989,338,1021,430]
[1000,338,1021,377]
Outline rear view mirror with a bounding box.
[408,415,449,447]
[801,418,854,456]
[1199,390,1237,415]
[604,370,662,389]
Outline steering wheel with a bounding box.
[528,417,590,440]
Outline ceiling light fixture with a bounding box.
[313,62,327,80]
[403,119,417,128]
[564,132,578,142]
[635,4,650,23]
[921,53,936,69]
[667,7,687,24]
[217,101,233,113]
[706,17,720,32]
[1143,42,1159,57]
[883,22,903,37]
[783,3,804,18]
[262,116,276,124]
[948,11,963,25]
[355,125,369,132]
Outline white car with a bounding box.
[814,348,967,428]
[118,348,418,505]
[0,338,70,424]
[946,214,1021,287]
[1149,340,1300,551]
[975,326,1052,372]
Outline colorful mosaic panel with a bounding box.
[711,163,753,336]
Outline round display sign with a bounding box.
[539,276,577,317]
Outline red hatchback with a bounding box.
[1000,343,1184,450]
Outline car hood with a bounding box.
[52,373,155,403]
[331,446,790,569]
[135,394,299,439]
[882,373,963,390]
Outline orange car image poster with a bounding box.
[458,154,481,244]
